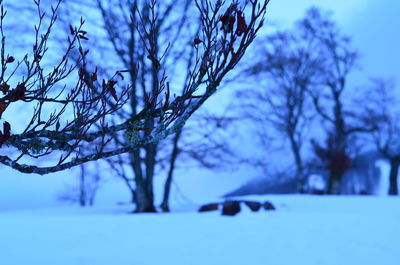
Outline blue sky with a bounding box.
[348,1,400,80]
[267,0,369,26]
[268,0,400,83]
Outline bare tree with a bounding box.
[0,0,131,174]
[0,0,269,211]
[362,79,399,195]
[159,110,238,211]
[240,29,318,193]
[0,0,268,212]
[58,163,101,206]
[300,8,375,194]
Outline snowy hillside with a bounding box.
[0,195,399,265]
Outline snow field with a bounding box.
[0,195,399,265]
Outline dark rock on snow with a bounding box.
[263,201,275,210]
[198,203,219,212]
[243,201,261,212]
[222,201,241,216]
[198,200,275,216]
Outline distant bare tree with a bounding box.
[241,30,318,193]
[58,163,101,206]
[159,110,238,211]
[300,8,375,194]
[362,79,399,195]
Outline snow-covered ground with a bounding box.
[0,195,399,265]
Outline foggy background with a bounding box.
[0,0,399,210]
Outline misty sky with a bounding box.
[269,0,400,84]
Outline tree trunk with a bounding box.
[130,149,157,213]
[130,190,137,204]
[134,179,157,212]
[327,172,342,195]
[288,133,305,193]
[144,144,157,210]
[388,158,399,195]
[79,165,86,207]
[160,130,182,212]
[134,56,159,212]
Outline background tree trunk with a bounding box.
[79,167,87,207]
[134,176,157,212]
[289,134,305,193]
[160,130,182,212]
[388,158,399,195]
[327,172,342,195]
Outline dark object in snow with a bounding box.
[263,201,275,210]
[222,201,241,216]
[311,188,325,195]
[198,203,219,212]
[243,200,261,212]
[198,199,276,216]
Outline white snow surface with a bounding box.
[0,195,399,265]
